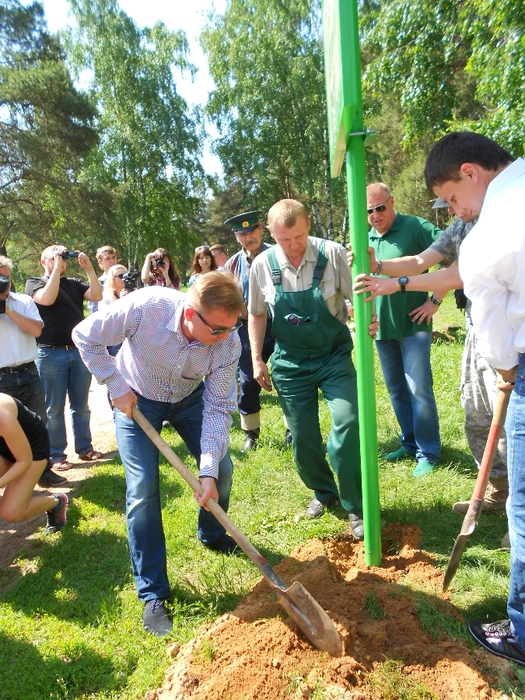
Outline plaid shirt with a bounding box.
[72,286,241,478]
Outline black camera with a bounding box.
[0,274,10,295]
[154,258,165,268]
[0,299,5,314]
[122,270,138,291]
[60,250,79,260]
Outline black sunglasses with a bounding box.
[116,273,126,279]
[367,196,391,215]
[189,306,242,336]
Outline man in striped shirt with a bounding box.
[73,271,244,637]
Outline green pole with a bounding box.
[323,0,381,565]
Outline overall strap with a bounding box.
[312,239,328,288]
[267,247,282,290]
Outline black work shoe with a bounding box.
[283,428,293,449]
[45,494,69,533]
[305,497,338,518]
[241,429,259,453]
[469,619,525,667]
[38,470,67,486]
[203,534,241,555]
[143,599,172,637]
[349,512,364,540]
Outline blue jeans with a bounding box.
[114,384,234,602]
[506,353,525,647]
[376,331,440,463]
[36,347,93,463]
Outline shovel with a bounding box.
[442,388,510,592]
[132,407,343,656]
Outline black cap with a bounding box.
[224,210,263,235]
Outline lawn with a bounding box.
[0,295,517,699]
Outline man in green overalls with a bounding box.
[248,199,378,540]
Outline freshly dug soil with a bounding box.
[145,523,511,700]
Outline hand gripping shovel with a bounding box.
[443,388,511,592]
[132,407,343,656]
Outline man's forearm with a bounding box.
[5,307,42,337]
[403,266,462,294]
[85,269,103,302]
[248,312,268,362]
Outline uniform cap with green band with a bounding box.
[224,210,263,235]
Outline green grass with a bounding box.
[0,295,517,699]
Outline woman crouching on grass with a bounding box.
[0,393,68,533]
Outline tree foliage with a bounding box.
[202,0,346,238]
[66,0,205,268]
[0,0,110,256]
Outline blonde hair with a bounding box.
[267,199,308,229]
[41,245,59,261]
[186,270,244,315]
[103,264,127,302]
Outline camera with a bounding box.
[154,258,165,268]
[60,250,79,260]
[0,299,5,314]
[0,274,10,295]
[122,270,138,292]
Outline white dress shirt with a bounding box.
[0,292,43,368]
[459,158,525,370]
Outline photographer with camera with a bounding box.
[25,245,103,471]
[88,245,118,314]
[102,264,138,358]
[141,248,180,290]
[0,256,65,486]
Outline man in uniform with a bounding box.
[248,199,377,539]
[223,211,285,451]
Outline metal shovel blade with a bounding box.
[132,407,343,656]
[442,389,510,592]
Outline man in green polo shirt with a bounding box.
[367,182,442,477]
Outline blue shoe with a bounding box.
[412,460,435,478]
[384,447,410,462]
[143,599,172,637]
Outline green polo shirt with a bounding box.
[369,213,442,340]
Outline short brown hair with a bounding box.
[186,270,245,316]
[267,199,308,229]
[210,244,228,256]
[96,245,116,260]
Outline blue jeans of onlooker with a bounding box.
[376,331,441,463]
[36,347,93,463]
[506,353,525,647]
[114,384,233,602]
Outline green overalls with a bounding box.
[267,243,362,513]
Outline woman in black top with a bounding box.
[0,394,68,532]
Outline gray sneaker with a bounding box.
[45,494,69,534]
[349,512,364,540]
[143,599,172,637]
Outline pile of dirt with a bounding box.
[145,523,510,700]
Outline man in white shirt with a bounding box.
[425,130,525,667]
[0,256,65,486]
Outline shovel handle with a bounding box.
[471,388,510,503]
[132,407,277,579]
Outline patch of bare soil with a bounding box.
[0,379,117,571]
[145,523,512,700]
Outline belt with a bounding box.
[38,345,76,350]
[0,361,35,374]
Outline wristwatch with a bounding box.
[430,295,442,306]
[398,276,409,294]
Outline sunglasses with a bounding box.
[189,306,242,335]
[116,273,126,279]
[367,196,391,215]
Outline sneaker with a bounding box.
[143,599,172,637]
[349,512,364,540]
[38,470,67,486]
[283,428,293,449]
[203,534,241,555]
[468,619,525,667]
[241,430,259,453]
[384,447,410,462]
[412,459,435,478]
[306,497,338,518]
[45,493,69,533]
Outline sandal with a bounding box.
[53,460,73,471]
[78,450,103,461]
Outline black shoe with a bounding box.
[143,599,172,637]
[241,429,259,453]
[38,470,67,486]
[45,494,69,533]
[349,512,364,540]
[469,619,525,667]
[306,497,338,518]
[203,534,241,555]
[283,428,293,449]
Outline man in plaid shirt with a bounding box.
[73,271,244,637]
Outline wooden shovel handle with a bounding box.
[471,388,510,502]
